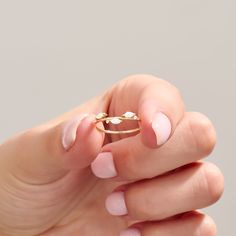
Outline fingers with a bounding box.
[138,77,185,148]
[91,112,216,180]
[121,212,217,236]
[60,114,105,169]
[109,74,185,147]
[105,162,224,221]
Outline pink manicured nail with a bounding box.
[105,191,128,216]
[91,152,117,178]
[120,228,141,236]
[61,114,89,150]
[151,112,171,146]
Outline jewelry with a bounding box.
[94,111,141,134]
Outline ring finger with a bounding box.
[105,162,224,221]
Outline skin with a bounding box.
[0,75,224,236]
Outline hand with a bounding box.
[0,75,223,236]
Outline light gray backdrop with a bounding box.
[0,1,234,235]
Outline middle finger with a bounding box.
[91,112,216,181]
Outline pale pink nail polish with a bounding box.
[91,152,117,178]
[151,112,171,146]
[120,228,141,236]
[61,114,89,150]
[105,191,128,216]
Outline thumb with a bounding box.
[0,113,105,183]
[61,113,105,169]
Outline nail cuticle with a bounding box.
[61,113,89,150]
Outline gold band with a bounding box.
[94,111,141,134]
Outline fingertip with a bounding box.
[61,113,89,151]
[151,112,172,146]
[62,114,105,169]
[139,98,172,149]
[91,152,117,178]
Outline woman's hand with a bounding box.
[0,75,223,236]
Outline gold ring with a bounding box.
[94,111,141,134]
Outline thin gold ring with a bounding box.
[94,111,141,134]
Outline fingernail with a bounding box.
[120,228,141,236]
[62,114,89,150]
[105,191,128,216]
[91,152,117,178]
[151,112,171,146]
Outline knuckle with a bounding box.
[159,78,183,101]
[188,112,217,157]
[125,187,143,220]
[158,79,185,117]
[124,74,185,120]
[121,74,159,86]
[202,162,224,204]
[115,146,140,180]
[157,77,183,103]
[124,74,183,99]
[166,80,182,99]
[198,215,217,236]
[126,187,151,220]
[130,202,152,220]
[126,184,165,221]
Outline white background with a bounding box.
[0,1,235,235]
